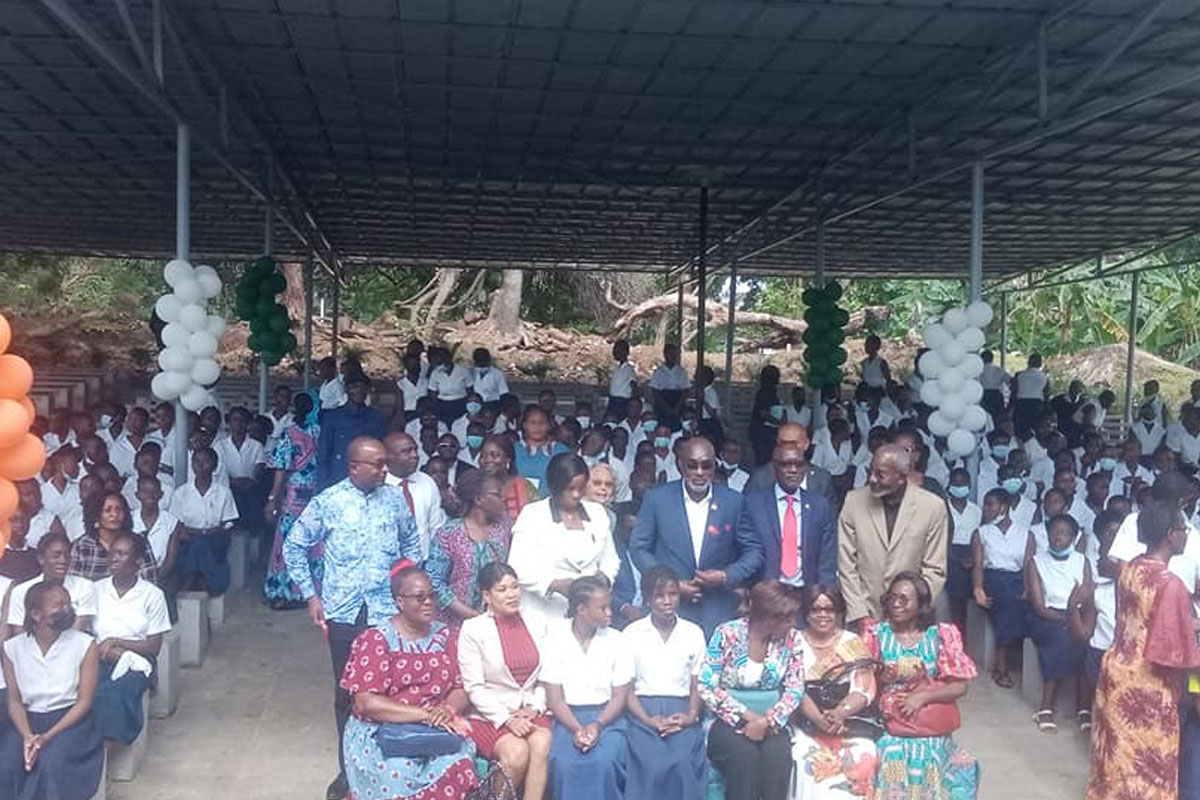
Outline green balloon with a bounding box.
[824,281,843,301]
[269,315,288,333]
[258,331,278,351]
[247,332,262,351]
[802,328,819,345]
[254,256,275,272]
[802,288,821,306]
[830,348,847,366]
[249,316,266,334]
[259,277,277,296]
[280,332,298,352]
[832,307,850,327]
[262,350,282,366]
[255,297,275,316]
[270,273,287,293]
[825,328,846,345]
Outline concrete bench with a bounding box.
[107,691,150,781]
[228,530,251,592]
[178,592,210,667]
[149,627,181,719]
[965,601,996,674]
[208,593,227,627]
[1021,637,1078,712]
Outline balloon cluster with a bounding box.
[801,281,850,389]
[234,257,297,367]
[151,260,227,411]
[919,300,995,458]
[0,315,47,550]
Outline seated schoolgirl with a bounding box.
[541,576,634,800]
[132,474,182,621]
[1024,488,1067,562]
[6,533,97,639]
[1027,515,1091,733]
[1067,510,1122,728]
[92,532,171,744]
[0,582,104,800]
[971,487,1029,689]
[945,468,982,634]
[166,447,239,595]
[621,566,708,800]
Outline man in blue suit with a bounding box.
[630,435,763,637]
[740,442,838,591]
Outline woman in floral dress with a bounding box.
[263,391,321,609]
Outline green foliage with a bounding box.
[340,267,435,323]
[0,255,160,315]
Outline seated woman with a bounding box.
[971,487,1029,688]
[861,572,978,799]
[167,447,239,595]
[789,585,878,800]
[92,532,171,745]
[339,566,478,800]
[700,580,805,800]
[425,470,512,629]
[0,582,103,800]
[622,567,707,800]
[458,563,552,800]
[6,532,97,638]
[541,576,633,800]
[69,491,158,582]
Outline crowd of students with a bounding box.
[0,337,1199,800]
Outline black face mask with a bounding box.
[49,607,76,632]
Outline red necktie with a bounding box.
[781,495,799,578]
[401,478,415,516]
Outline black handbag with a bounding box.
[797,658,886,741]
[375,722,463,758]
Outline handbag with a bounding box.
[880,682,961,737]
[797,658,885,741]
[375,722,463,758]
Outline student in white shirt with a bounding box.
[107,406,151,479]
[317,356,347,411]
[167,447,239,596]
[383,432,446,561]
[1011,353,1049,439]
[972,487,1030,688]
[621,566,707,800]
[945,468,982,633]
[859,334,890,388]
[648,343,690,431]
[1131,403,1167,456]
[91,532,171,744]
[541,576,634,800]
[450,393,486,447]
[41,409,75,457]
[652,427,681,483]
[811,418,854,480]
[132,475,181,619]
[1067,511,1121,725]
[6,532,98,637]
[717,439,749,493]
[404,398,450,441]
[472,347,510,408]
[782,385,812,429]
[1110,438,1154,500]
[427,346,474,426]
[978,349,1010,420]
[120,442,174,514]
[146,401,180,475]
[41,447,84,542]
[0,580,103,800]
[395,353,429,416]
[215,407,265,525]
[1169,405,1200,468]
[607,339,638,420]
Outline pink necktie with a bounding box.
[781,495,799,578]
[401,478,415,516]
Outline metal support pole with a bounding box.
[723,256,739,417]
[331,268,340,362]
[303,255,315,390]
[1124,273,1140,428]
[151,0,163,86]
[695,186,708,405]
[968,163,984,301]
[173,123,190,487]
[675,278,684,346]
[258,159,274,415]
[812,221,826,432]
[999,292,1009,370]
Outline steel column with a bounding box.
[303,256,314,390]
[723,256,739,417]
[173,123,190,487]
[999,292,1009,371]
[813,221,826,432]
[676,278,684,346]
[1124,273,1140,428]
[331,269,340,363]
[258,159,274,415]
[969,163,984,301]
[695,186,709,404]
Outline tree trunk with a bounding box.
[488,269,524,337]
[422,268,462,336]
[280,261,307,322]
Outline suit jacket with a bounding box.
[741,484,837,587]
[629,481,762,637]
[837,484,948,623]
[457,611,548,728]
[748,462,836,506]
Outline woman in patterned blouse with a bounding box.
[699,580,805,800]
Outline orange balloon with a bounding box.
[0,355,32,400]
[0,433,46,481]
[0,478,17,520]
[17,396,33,427]
[0,315,11,356]
[0,399,29,448]
[0,519,9,553]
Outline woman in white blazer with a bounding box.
[458,563,551,800]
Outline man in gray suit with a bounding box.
[746,422,836,505]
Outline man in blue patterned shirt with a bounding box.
[284,436,420,800]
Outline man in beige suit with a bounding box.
[838,443,948,625]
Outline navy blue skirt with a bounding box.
[625,696,707,800]
[946,545,974,600]
[983,569,1027,646]
[1027,613,1084,680]
[178,531,231,595]
[549,704,627,800]
[0,707,104,800]
[1085,646,1106,685]
[94,661,151,744]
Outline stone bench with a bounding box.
[228,530,251,592]
[208,593,227,627]
[149,627,181,719]
[178,592,210,667]
[107,691,150,781]
[965,601,996,673]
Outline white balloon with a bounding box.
[959,353,984,379]
[922,323,952,350]
[151,372,180,401]
[157,346,193,374]
[960,378,984,405]
[919,380,942,407]
[154,294,183,323]
[939,339,966,366]
[190,358,221,386]
[180,385,210,412]
[943,307,969,335]
[947,428,976,457]
[928,410,955,438]
[957,326,986,352]
[187,331,219,359]
[961,404,989,432]
[966,300,994,328]
[173,277,203,305]
[939,367,964,394]
[196,271,222,300]
[918,350,945,379]
[179,304,208,332]
[940,394,967,421]
[161,323,190,349]
[163,259,193,288]
[162,370,191,396]
[205,315,227,338]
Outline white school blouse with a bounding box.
[1014,368,1047,399]
[428,365,473,401]
[622,616,706,698]
[1090,578,1117,651]
[1033,551,1086,610]
[122,472,175,513]
[167,480,238,530]
[978,522,1028,573]
[214,435,265,480]
[396,375,429,412]
[648,364,691,392]
[3,629,94,713]
[132,508,180,568]
[540,621,634,706]
[7,575,98,627]
[608,361,637,399]
[93,577,171,644]
[949,500,982,547]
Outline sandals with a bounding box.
[992,670,1014,688]
[1033,709,1058,733]
[1077,710,1092,732]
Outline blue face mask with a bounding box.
[654,436,671,450]
[1048,543,1075,560]
[991,444,1013,460]
[1002,477,1024,494]
[948,485,970,499]
[466,434,484,449]
[1098,457,1118,472]
[466,402,482,415]
[642,420,658,433]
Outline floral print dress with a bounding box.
[264,422,321,607]
[424,519,512,629]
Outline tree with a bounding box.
[489,269,524,337]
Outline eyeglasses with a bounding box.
[397,592,434,605]
[883,593,914,607]
[684,459,715,470]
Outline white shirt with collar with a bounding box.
[384,470,446,561]
[682,484,713,567]
[319,377,347,410]
[3,628,94,713]
[405,418,449,441]
[774,484,806,585]
[121,472,174,514]
[93,576,171,645]
[1108,461,1155,499]
[7,574,99,627]
[428,364,473,401]
[622,615,707,697]
[980,363,1010,391]
[649,364,691,392]
[24,509,57,550]
[1132,419,1166,454]
[540,620,635,706]
[609,360,637,399]
[1110,513,1200,605]
[108,433,146,478]
[167,479,238,530]
[473,366,509,403]
[396,375,429,412]
[1014,368,1047,399]
[214,435,265,480]
[783,404,812,427]
[132,508,181,567]
[948,499,983,546]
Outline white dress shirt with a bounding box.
[949,500,983,546]
[648,364,691,392]
[1014,368,1047,399]
[25,509,57,550]
[980,363,1010,391]
[1108,461,1155,499]
[540,621,634,706]
[147,427,178,470]
[319,377,347,410]
[473,366,510,403]
[683,485,712,566]
[1132,419,1166,454]
[622,616,706,697]
[979,522,1028,572]
[108,433,145,478]
[122,472,174,513]
[7,574,98,627]
[783,404,812,427]
[167,479,238,530]
[132,508,181,567]
[428,364,474,401]
[1110,513,1200,607]
[93,576,171,645]
[40,477,83,541]
[3,629,94,712]
[609,361,637,399]
[215,435,264,480]
[384,470,446,560]
[396,375,429,412]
